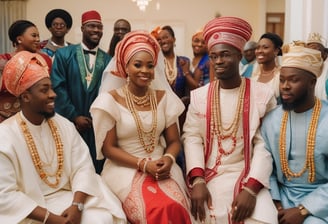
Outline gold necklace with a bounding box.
[124,85,157,153]
[18,114,64,188]
[164,57,177,85]
[129,89,150,107]
[279,98,321,183]
[211,78,245,164]
[33,126,55,167]
[81,48,96,83]
[258,66,278,83]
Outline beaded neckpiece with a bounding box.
[164,57,177,85]
[18,114,64,188]
[279,98,321,183]
[211,78,246,166]
[124,85,158,153]
[129,89,150,107]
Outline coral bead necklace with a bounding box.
[279,98,321,183]
[17,113,64,188]
[210,78,246,166]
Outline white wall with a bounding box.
[26,0,274,58]
[285,0,328,45]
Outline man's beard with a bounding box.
[280,90,308,111]
[84,37,100,49]
[41,111,55,119]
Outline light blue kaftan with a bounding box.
[261,102,328,223]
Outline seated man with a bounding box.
[261,42,328,224]
[0,51,126,223]
[182,16,278,224]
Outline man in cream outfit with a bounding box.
[0,51,126,223]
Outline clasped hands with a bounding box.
[74,116,92,132]
[144,156,173,181]
[277,207,306,224]
[44,205,82,224]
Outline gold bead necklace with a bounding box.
[164,57,177,85]
[210,78,245,165]
[279,98,321,183]
[129,89,150,107]
[18,114,64,188]
[124,85,157,153]
[258,66,278,83]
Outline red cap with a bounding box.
[81,10,102,25]
[203,16,252,51]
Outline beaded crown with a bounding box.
[307,32,327,47]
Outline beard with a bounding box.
[41,110,55,119]
[280,89,308,111]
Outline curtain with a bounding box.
[0,0,26,53]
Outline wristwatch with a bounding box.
[72,202,84,212]
[298,205,310,217]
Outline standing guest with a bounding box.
[261,42,327,224]
[51,10,110,174]
[0,20,51,123]
[190,30,210,87]
[152,25,195,169]
[239,40,257,78]
[100,19,131,93]
[252,33,283,98]
[153,25,194,99]
[152,25,195,130]
[306,32,328,100]
[107,19,131,57]
[91,30,193,224]
[0,51,126,224]
[182,16,278,223]
[40,9,73,59]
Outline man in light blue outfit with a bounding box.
[261,42,328,224]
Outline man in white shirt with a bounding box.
[0,51,126,224]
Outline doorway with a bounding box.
[266,13,285,40]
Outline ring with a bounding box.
[234,206,238,211]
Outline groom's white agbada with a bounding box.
[182,17,278,224]
[0,51,126,224]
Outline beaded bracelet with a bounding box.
[242,186,257,197]
[163,153,176,164]
[191,177,206,188]
[43,210,50,224]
